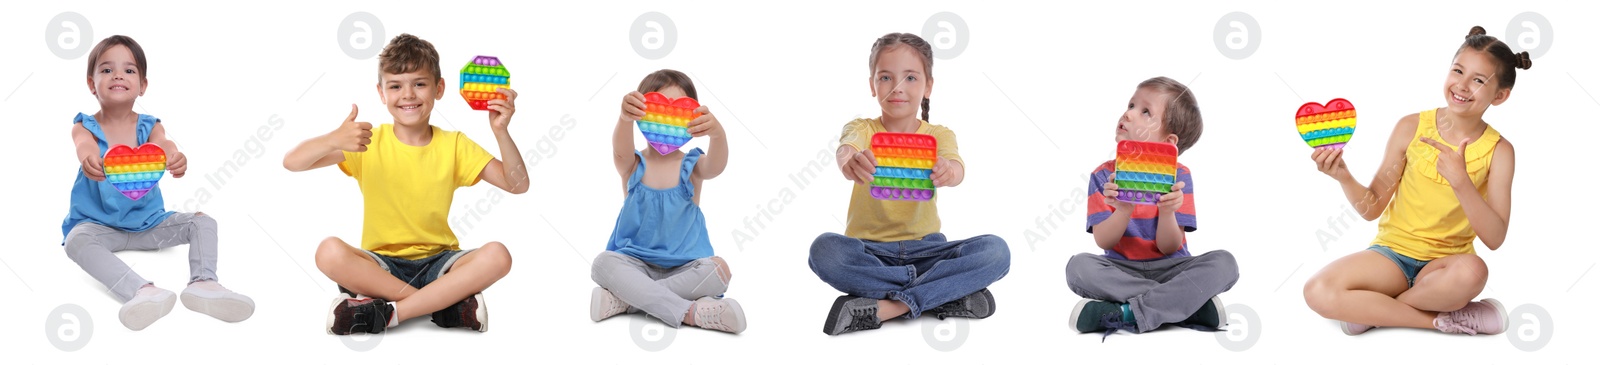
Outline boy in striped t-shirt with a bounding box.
[1065,77,1239,339]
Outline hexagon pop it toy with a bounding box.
[103,143,166,200]
[869,132,936,201]
[1113,140,1177,205]
[1295,98,1356,149]
[459,56,509,111]
[635,92,702,155]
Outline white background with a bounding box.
[0,0,1591,362]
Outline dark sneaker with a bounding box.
[1175,295,1226,331]
[822,296,881,336]
[926,288,996,320]
[1070,298,1136,341]
[327,296,393,335]
[431,293,488,332]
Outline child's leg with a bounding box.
[591,251,695,327]
[314,237,417,300]
[894,234,1011,318]
[657,256,731,300]
[63,223,147,302]
[390,242,512,322]
[131,212,218,284]
[1303,250,1435,329]
[808,233,918,319]
[1065,253,1159,302]
[1397,254,1487,312]
[1124,250,1240,332]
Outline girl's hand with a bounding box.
[1156,181,1187,214]
[80,154,106,182]
[487,87,517,131]
[838,147,877,185]
[930,157,958,187]
[167,151,188,178]
[687,106,723,138]
[1101,173,1135,212]
[1420,137,1472,187]
[1311,147,1351,180]
[620,91,646,123]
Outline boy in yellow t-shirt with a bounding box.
[283,34,528,335]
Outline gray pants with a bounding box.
[591,251,727,327]
[63,212,218,302]
[1065,250,1238,333]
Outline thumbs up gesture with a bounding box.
[329,104,374,152]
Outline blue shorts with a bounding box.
[363,249,475,289]
[1367,245,1430,287]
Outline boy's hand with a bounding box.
[930,157,958,187]
[1157,181,1187,214]
[686,106,723,138]
[620,91,646,123]
[1420,137,1472,187]
[1101,173,1135,211]
[166,151,188,178]
[487,88,517,131]
[839,147,877,185]
[80,154,106,182]
[1311,147,1351,180]
[330,104,373,152]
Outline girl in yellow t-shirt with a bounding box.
[1303,26,1529,336]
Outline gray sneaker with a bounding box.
[925,288,996,320]
[822,296,881,336]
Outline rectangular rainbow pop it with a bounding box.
[103,143,166,200]
[1113,140,1177,205]
[635,92,701,155]
[869,132,936,201]
[1295,98,1356,149]
[459,55,509,111]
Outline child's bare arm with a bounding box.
[478,88,530,194]
[1314,114,1415,219]
[614,92,645,183]
[283,104,368,172]
[1153,181,1189,255]
[690,106,728,180]
[71,124,105,181]
[1091,210,1133,251]
[146,123,188,178]
[1435,138,1515,250]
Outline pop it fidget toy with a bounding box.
[635,92,702,155]
[1113,140,1177,205]
[103,143,166,200]
[1295,98,1356,149]
[460,56,510,111]
[869,132,936,201]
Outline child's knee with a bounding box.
[478,241,513,275]
[1302,276,1339,318]
[969,235,1011,265]
[708,256,732,284]
[808,233,853,262]
[314,237,351,271]
[591,251,627,283]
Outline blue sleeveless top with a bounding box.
[605,148,714,267]
[61,113,173,244]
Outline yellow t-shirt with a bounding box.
[1372,108,1501,261]
[839,118,964,242]
[338,124,494,260]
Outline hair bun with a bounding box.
[1466,25,1487,38]
[1515,51,1533,70]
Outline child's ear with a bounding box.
[138,78,148,96]
[1163,133,1180,147]
[375,82,384,102]
[923,77,933,98]
[86,77,95,95]
[434,77,446,100]
[1490,87,1511,106]
[868,77,877,98]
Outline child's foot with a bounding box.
[119,285,176,331]
[822,295,881,336]
[180,280,255,323]
[431,293,488,332]
[590,287,632,322]
[327,295,393,335]
[925,288,996,320]
[688,297,746,334]
[1070,298,1136,340]
[1341,321,1375,335]
[1176,295,1226,331]
[1434,298,1508,335]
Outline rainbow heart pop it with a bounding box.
[635,92,702,155]
[869,132,936,201]
[1295,98,1356,149]
[459,56,510,111]
[1113,140,1177,205]
[103,143,166,200]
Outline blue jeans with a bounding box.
[362,249,474,289]
[808,232,1011,318]
[1367,245,1430,287]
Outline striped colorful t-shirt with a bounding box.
[1085,160,1197,261]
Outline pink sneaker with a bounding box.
[1434,298,1508,335]
[1340,321,1374,336]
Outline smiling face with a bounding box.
[870,45,932,122]
[376,70,444,127]
[1117,86,1177,145]
[1443,48,1512,116]
[86,44,146,107]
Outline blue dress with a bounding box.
[61,113,173,244]
[605,148,713,267]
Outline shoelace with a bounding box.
[602,295,630,317]
[1435,311,1480,335]
[931,300,973,320]
[848,307,879,331]
[696,302,729,331]
[1097,312,1137,342]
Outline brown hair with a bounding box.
[635,69,697,99]
[378,33,441,80]
[1458,26,1533,89]
[868,33,934,121]
[85,35,148,81]
[1138,77,1203,154]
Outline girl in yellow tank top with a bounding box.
[1301,26,1529,336]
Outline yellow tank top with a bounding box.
[1372,109,1500,261]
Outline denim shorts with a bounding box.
[1367,245,1429,287]
[363,249,475,289]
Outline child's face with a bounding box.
[869,46,932,121]
[86,45,146,106]
[1117,86,1178,145]
[1442,48,1511,115]
[376,69,445,127]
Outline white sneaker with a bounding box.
[181,280,255,323]
[591,287,632,322]
[120,286,177,331]
[691,297,746,334]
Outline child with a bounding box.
[63,35,255,331]
[1303,26,1527,336]
[282,34,524,335]
[588,70,745,334]
[808,33,1011,336]
[1065,77,1238,339]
